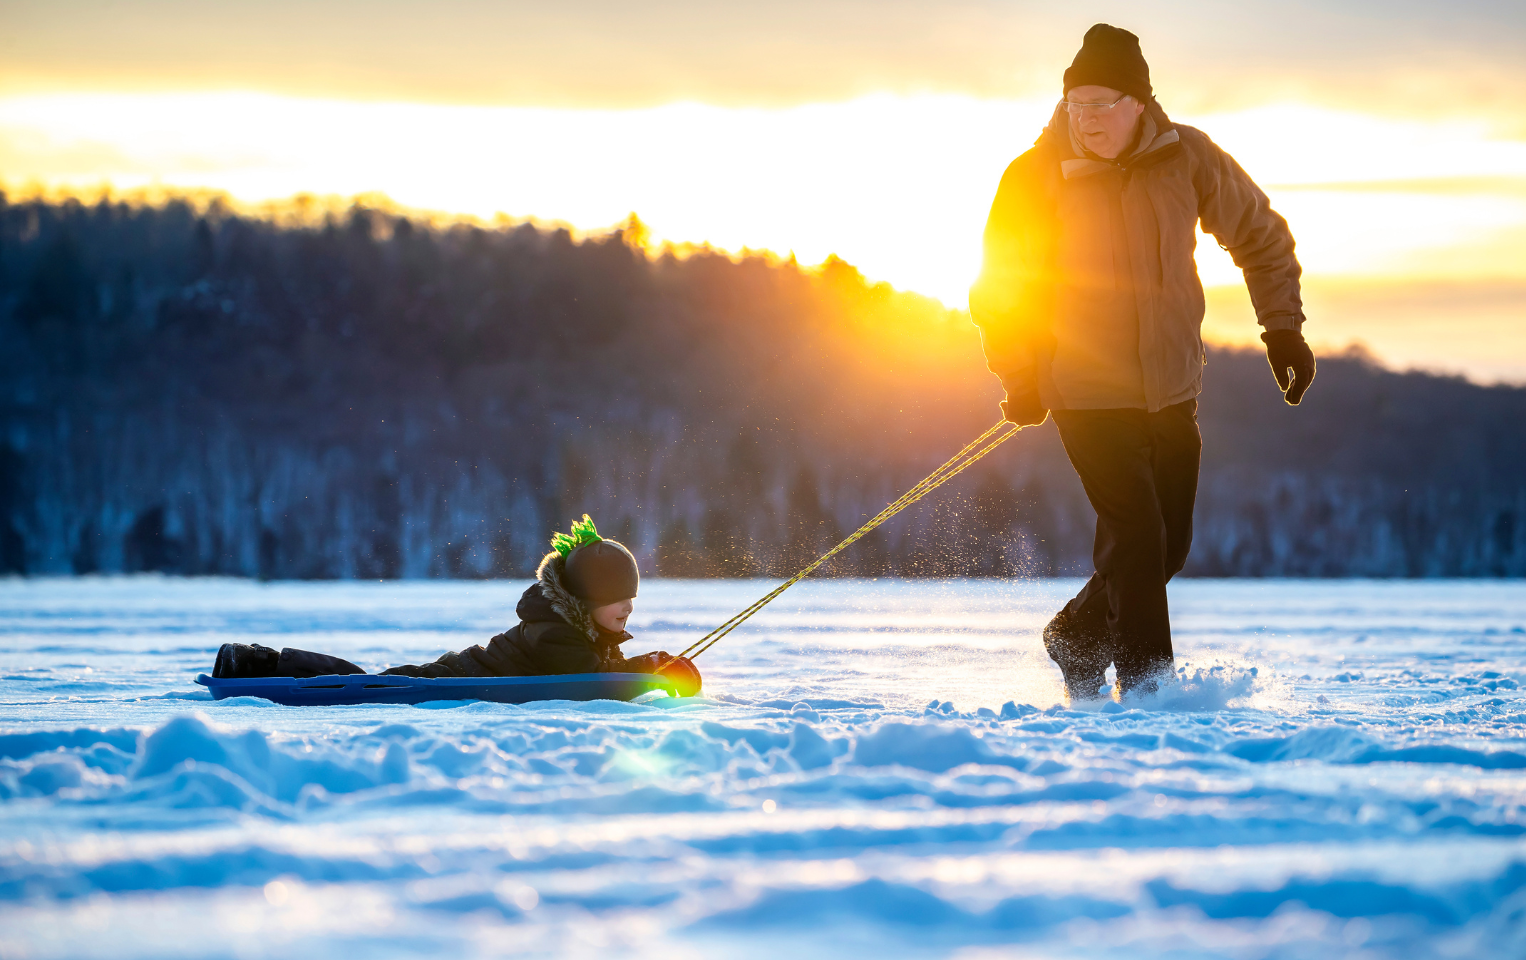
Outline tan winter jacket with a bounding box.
[969,103,1303,412]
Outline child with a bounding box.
[211,516,702,696]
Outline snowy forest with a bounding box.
[2,194,1523,579]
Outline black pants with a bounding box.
[274,647,365,678]
[1049,399,1201,692]
[274,648,442,678]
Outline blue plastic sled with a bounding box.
[195,671,677,707]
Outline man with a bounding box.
[969,23,1315,700]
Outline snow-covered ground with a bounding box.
[3,576,1525,959]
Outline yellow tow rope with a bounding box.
[679,418,1020,661]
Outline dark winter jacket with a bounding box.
[969,102,1303,413]
[381,552,647,678]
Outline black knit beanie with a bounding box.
[1062,24,1152,102]
[564,539,640,605]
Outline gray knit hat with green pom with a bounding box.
[551,515,640,605]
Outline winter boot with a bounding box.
[1115,656,1173,699]
[212,642,281,679]
[1042,604,1111,702]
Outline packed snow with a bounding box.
[3,576,1525,958]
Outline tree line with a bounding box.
[1,194,1521,579]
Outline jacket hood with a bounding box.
[528,551,632,646]
[514,581,565,625]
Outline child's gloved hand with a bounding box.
[622,651,672,673]
[656,655,703,698]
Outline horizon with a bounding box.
[3,2,1524,382]
[6,154,1520,387]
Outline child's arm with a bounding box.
[525,631,608,675]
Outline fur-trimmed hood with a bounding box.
[527,550,633,649]
[532,550,598,642]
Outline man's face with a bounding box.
[1066,84,1147,160]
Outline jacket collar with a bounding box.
[1044,100,1181,180]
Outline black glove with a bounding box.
[1262,329,1316,405]
[1000,385,1049,427]
[622,651,671,673]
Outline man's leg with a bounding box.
[1152,399,1202,581]
[1102,399,1201,691]
[1053,408,1173,695]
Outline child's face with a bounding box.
[590,598,634,634]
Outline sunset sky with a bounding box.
[3,0,1524,380]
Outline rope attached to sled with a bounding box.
[680,419,1021,661]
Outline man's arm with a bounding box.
[1191,129,1303,332]
[969,149,1056,424]
[1191,128,1315,403]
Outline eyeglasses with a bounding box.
[1061,94,1132,116]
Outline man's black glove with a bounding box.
[1261,329,1316,405]
[1000,385,1049,427]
